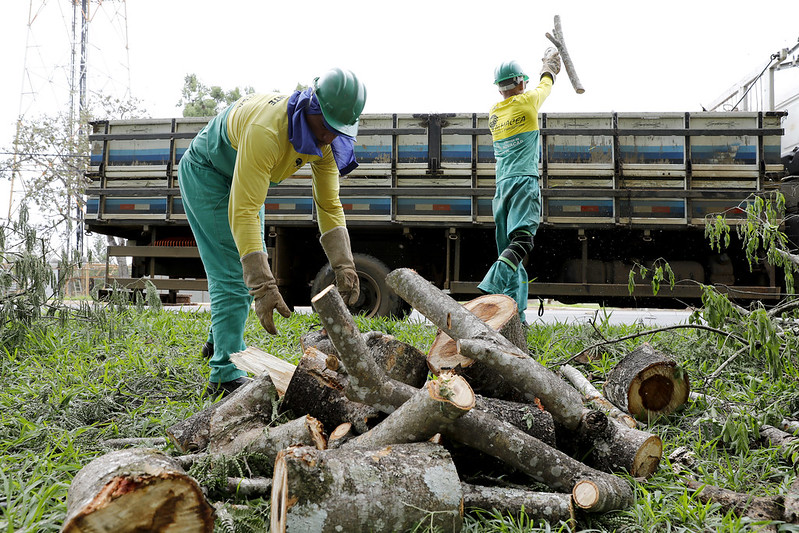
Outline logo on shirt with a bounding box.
[268,95,287,106]
[295,158,303,168]
[490,114,526,135]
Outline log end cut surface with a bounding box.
[427,294,521,374]
[630,364,690,419]
[62,473,214,533]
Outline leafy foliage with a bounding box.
[178,74,255,117]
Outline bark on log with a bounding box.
[229,346,295,396]
[166,373,279,453]
[387,269,584,429]
[345,373,474,449]
[760,424,799,449]
[443,407,633,510]
[572,476,636,513]
[545,15,585,94]
[460,483,574,526]
[557,409,662,479]
[686,480,784,521]
[560,363,637,428]
[603,342,690,420]
[459,338,584,430]
[61,448,214,533]
[475,395,556,447]
[312,282,633,511]
[784,477,799,523]
[302,329,430,388]
[280,347,382,434]
[428,293,527,374]
[208,414,326,460]
[270,442,463,533]
[311,284,417,412]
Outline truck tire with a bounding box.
[310,253,407,318]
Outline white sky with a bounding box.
[1,0,798,219]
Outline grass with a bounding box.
[2,301,799,532]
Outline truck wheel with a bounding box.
[310,253,407,318]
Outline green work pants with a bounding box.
[478,174,541,320]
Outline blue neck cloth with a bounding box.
[286,87,358,176]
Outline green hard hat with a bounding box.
[313,68,367,137]
[494,60,529,86]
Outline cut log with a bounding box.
[558,409,662,479]
[560,363,637,428]
[280,346,382,434]
[229,346,295,396]
[345,373,474,449]
[760,424,799,449]
[572,476,636,513]
[311,282,633,511]
[302,329,430,388]
[459,338,585,430]
[166,373,279,453]
[208,414,326,459]
[784,477,799,523]
[461,482,574,526]
[686,480,784,521]
[386,268,584,429]
[475,395,556,447]
[327,422,356,449]
[270,442,463,533]
[603,342,690,420]
[427,293,527,377]
[61,448,214,533]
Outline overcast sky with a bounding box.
[1,0,798,218]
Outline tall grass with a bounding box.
[2,303,799,532]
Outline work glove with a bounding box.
[241,251,291,335]
[540,47,561,82]
[320,226,360,306]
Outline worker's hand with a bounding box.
[241,251,291,335]
[540,47,561,82]
[320,226,360,306]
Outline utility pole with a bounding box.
[69,0,89,259]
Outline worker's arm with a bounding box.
[311,150,359,305]
[229,123,278,257]
[310,148,347,234]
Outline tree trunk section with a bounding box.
[229,346,295,396]
[345,373,474,449]
[460,483,574,526]
[686,480,784,521]
[166,373,279,453]
[572,476,636,513]
[784,477,799,523]
[208,414,326,459]
[302,329,429,388]
[459,338,585,430]
[560,363,637,428]
[270,442,463,533]
[280,346,382,434]
[475,395,556,447]
[428,293,527,376]
[61,448,214,533]
[558,409,662,478]
[603,342,690,420]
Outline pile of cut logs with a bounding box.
[61,268,696,533]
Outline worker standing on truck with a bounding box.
[478,49,561,325]
[178,68,367,397]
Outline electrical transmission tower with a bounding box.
[10,0,131,258]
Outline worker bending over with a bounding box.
[178,68,367,396]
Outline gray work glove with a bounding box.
[320,226,360,306]
[241,251,291,335]
[540,47,561,82]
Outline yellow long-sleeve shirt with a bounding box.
[225,93,345,257]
